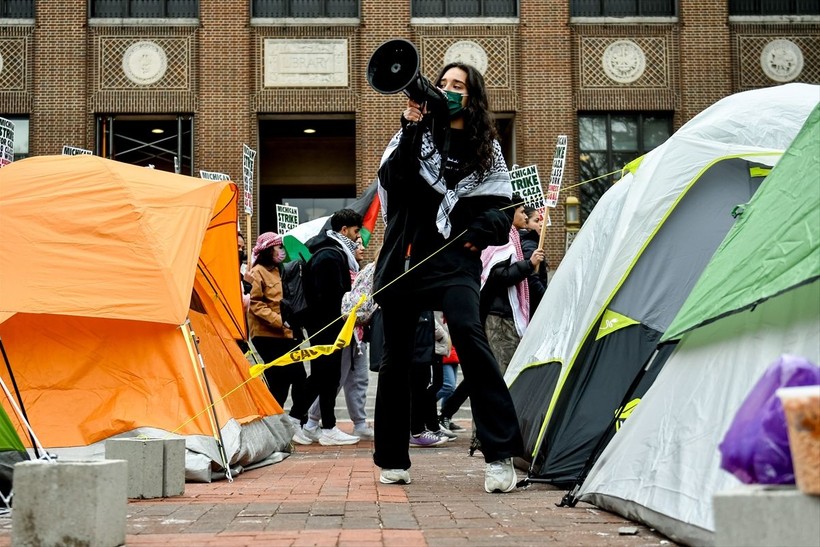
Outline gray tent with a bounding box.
[505,83,820,485]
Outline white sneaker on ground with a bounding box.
[292,424,319,446]
[353,424,375,440]
[379,468,411,484]
[435,426,457,441]
[484,457,517,493]
[319,426,360,446]
[303,424,321,441]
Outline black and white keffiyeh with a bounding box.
[326,230,360,273]
[377,128,511,239]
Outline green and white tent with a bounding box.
[505,83,820,485]
[578,103,820,546]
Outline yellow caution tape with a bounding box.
[248,294,367,378]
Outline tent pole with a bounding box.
[184,320,233,482]
[0,337,44,459]
[555,348,663,508]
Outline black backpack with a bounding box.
[280,246,344,339]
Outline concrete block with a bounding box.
[12,459,127,547]
[105,437,164,499]
[714,484,820,547]
[162,438,186,497]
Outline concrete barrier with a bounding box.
[162,438,186,497]
[714,484,820,547]
[12,459,127,547]
[105,437,186,499]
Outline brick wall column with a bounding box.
[678,0,732,123]
[357,0,412,246]
[197,0,252,229]
[31,0,87,155]
[519,1,575,268]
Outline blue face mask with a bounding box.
[441,89,467,117]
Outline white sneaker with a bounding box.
[484,458,517,493]
[291,424,320,445]
[435,426,457,441]
[319,426,360,446]
[380,468,411,484]
[353,424,375,440]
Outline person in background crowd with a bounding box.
[520,206,548,319]
[480,196,546,376]
[408,311,454,447]
[373,61,525,493]
[289,208,363,446]
[300,238,375,443]
[248,232,305,412]
[238,232,253,310]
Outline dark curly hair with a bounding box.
[435,62,499,175]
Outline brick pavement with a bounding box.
[0,421,675,547]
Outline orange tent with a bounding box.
[0,156,289,481]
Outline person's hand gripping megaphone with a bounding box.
[402,99,427,125]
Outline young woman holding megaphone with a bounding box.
[367,43,524,494]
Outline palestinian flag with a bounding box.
[282,181,381,260]
[358,186,380,248]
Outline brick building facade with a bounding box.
[1,1,817,267]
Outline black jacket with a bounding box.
[520,229,548,318]
[305,233,350,342]
[481,255,534,321]
[374,125,512,304]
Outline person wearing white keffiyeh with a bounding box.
[287,208,364,447]
[372,61,525,493]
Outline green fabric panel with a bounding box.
[0,404,25,452]
[664,105,820,341]
[595,309,639,341]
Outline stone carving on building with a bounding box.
[444,40,489,75]
[122,41,168,86]
[264,39,348,88]
[601,40,646,84]
[760,39,804,83]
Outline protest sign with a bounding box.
[199,170,231,181]
[276,204,299,235]
[61,145,93,156]
[509,165,545,210]
[242,144,256,216]
[545,135,568,208]
[0,117,15,168]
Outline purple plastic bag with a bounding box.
[719,354,820,484]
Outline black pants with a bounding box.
[374,285,523,469]
[288,323,344,429]
[253,336,306,411]
[410,357,443,435]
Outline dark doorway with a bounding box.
[96,115,193,174]
[258,116,356,234]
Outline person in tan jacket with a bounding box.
[248,232,305,411]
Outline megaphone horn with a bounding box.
[366,39,446,113]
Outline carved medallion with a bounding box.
[122,41,168,86]
[760,39,804,83]
[444,40,489,75]
[602,40,646,84]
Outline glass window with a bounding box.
[571,0,675,17]
[412,0,517,17]
[96,115,194,175]
[252,0,359,17]
[578,112,672,219]
[0,0,34,18]
[729,0,820,15]
[90,0,199,18]
[0,116,29,163]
